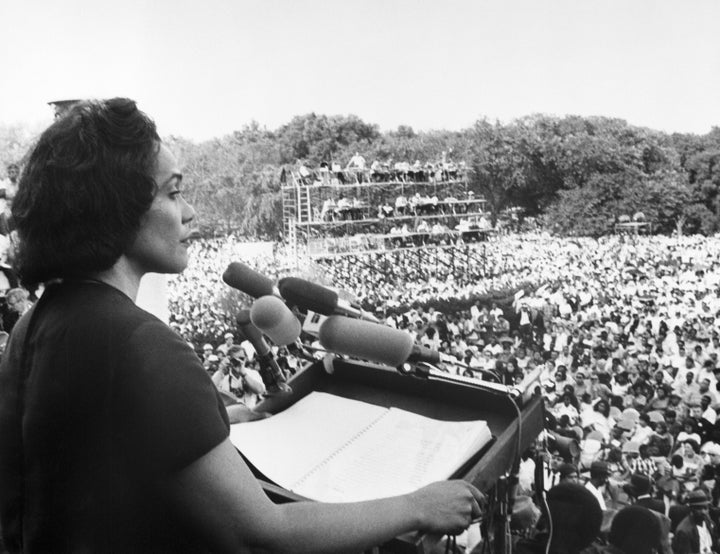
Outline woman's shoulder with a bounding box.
[35,280,188,358]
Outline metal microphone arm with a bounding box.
[405,362,519,397]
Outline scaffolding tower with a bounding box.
[280,169,493,281]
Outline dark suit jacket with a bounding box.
[672,514,717,554]
[635,496,666,514]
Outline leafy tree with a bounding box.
[0,123,39,174]
[543,173,631,236]
[276,113,380,165]
[680,203,717,235]
[465,120,526,221]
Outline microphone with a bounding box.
[249,295,302,346]
[236,309,292,395]
[222,262,278,298]
[319,315,460,368]
[319,316,513,395]
[278,277,379,322]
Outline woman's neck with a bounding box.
[88,257,143,301]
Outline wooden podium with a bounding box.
[246,358,545,553]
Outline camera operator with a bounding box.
[212,345,265,408]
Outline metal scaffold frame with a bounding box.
[280,170,493,276]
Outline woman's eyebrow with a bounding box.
[162,173,183,187]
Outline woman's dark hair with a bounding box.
[682,418,698,432]
[594,400,609,417]
[12,98,160,285]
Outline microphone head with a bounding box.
[236,309,266,346]
[278,277,338,315]
[222,262,276,298]
[319,316,414,367]
[250,295,301,346]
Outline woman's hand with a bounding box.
[226,404,272,424]
[409,480,485,535]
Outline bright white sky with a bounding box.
[1,0,719,141]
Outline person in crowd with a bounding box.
[603,505,662,554]
[1,287,32,333]
[211,345,265,408]
[0,98,483,553]
[699,441,720,507]
[515,482,602,554]
[672,489,718,554]
[0,163,19,236]
[216,331,235,356]
[624,472,665,514]
[585,461,611,511]
[677,438,705,482]
[201,342,215,360]
[557,462,579,484]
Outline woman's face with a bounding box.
[126,144,196,275]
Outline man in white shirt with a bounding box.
[584,461,610,511]
[701,394,718,425]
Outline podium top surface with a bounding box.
[242,359,544,554]
[251,359,544,494]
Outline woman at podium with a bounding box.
[0,98,483,553]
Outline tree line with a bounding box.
[3,114,719,238]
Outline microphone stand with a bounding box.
[406,362,520,398]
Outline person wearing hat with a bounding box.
[215,331,235,356]
[611,419,634,446]
[624,472,665,514]
[557,462,579,484]
[672,489,718,554]
[202,353,220,374]
[585,461,611,511]
[201,342,215,361]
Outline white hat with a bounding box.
[702,442,720,456]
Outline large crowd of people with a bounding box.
[163,230,720,550]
